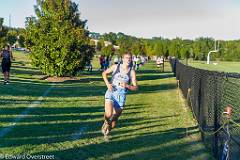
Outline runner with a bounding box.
[101,52,138,141]
[135,56,141,70]
[99,55,105,71]
[0,45,13,85]
[156,56,163,67]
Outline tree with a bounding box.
[131,41,145,56]
[102,32,117,45]
[119,43,129,56]
[89,40,95,47]
[7,30,17,46]
[101,44,114,57]
[25,0,95,76]
[193,37,214,60]
[180,46,191,65]
[153,42,163,56]
[15,28,26,48]
[144,41,154,56]
[96,40,104,51]
[0,18,3,31]
[168,38,182,58]
[89,32,101,39]
[73,30,240,62]
[0,18,8,49]
[18,34,25,48]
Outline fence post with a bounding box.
[213,76,219,159]
[173,59,177,77]
[198,73,203,140]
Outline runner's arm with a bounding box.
[102,64,117,90]
[126,70,138,91]
[10,51,14,60]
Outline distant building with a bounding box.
[90,39,120,50]
[113,45,120,50]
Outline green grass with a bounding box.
[186,60,240,73]
[0,52,214,160]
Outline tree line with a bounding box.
[90,32,240,61]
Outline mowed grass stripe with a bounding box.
[0,52,213,160]
[0,85,54,138]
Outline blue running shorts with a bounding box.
[105,90,126,109]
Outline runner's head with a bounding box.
[122,52,132,66]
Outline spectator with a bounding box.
[99,55,105,71]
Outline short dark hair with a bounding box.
[123,52,132,57]
[5,44,10,50]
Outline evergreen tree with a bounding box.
[25,0,95,76]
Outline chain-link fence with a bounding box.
[170,58,240,160]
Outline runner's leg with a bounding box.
[6,71,9,81]
[102,100,113,136]
[3,72,7,82]
[104,100,113,122]
[111,107,123,129]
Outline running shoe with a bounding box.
[101,120,110,136]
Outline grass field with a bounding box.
[186,60,240,73]
[0,51,214,160]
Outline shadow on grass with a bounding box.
[77,70,174,82]
[0,120,102,148]
[0,105,103,147]
[131,83,176,95]
[119,114,180,127]
[11,65,38,71]
[0,98,99,105]
[0,78,52,97]
[0,77,176,98]
[53,77,104,84]
[0,105,155,148]
[137,72,173,81]
[47,82,176,97]
[33,126,208,160]
[11,67,43,76]
[0,98,212,159]
[11,61,29,66]
[0,106,103,116]
[136,69,172,74]
[79,70,102,76]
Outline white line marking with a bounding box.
[0,85,54,138]
[71,126,87,140]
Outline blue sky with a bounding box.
[0,0,36,27]
[1,0,240,40]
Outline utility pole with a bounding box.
[9,14,11,28]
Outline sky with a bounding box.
[0,0,240,40]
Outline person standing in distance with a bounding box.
[101,52,138,141]
[0,45,13,85]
